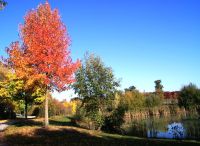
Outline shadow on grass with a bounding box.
[4,127,200,146]
[13,119,43,127]
[4,127,118,146]
[4,117,200,146]
[49,117,78,127]
[13,116,78,127]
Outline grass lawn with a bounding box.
[1,116,200,146]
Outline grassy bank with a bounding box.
[1,116,200,146]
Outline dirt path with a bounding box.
[0,132,7,146]
[0,124,9,132]
[0,121,15,146]
[0,120,16,132]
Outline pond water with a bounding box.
[122,115,200,140]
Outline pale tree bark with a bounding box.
[44,91,49,127]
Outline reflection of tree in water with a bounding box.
[147,118,158,138]
[124,121,147,137]
[167,122,184,139]
[124,116,200,140]
[183,119,200,139]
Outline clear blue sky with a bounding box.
[0,0,200,98]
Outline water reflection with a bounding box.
[123,116,200,140]
[168,123,184,138]
[148,122,185,139]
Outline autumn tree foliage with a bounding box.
[5,43,46,119]
[7,2,80,126]
[0,63,16,119]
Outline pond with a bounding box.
[122,115,200,140]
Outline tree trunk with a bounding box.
[25,96,28,119]
[44,92,49,127]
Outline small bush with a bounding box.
[103,105,127,132]
[73,106,86,121]
[87,111,104,130]
[74,105,104,130]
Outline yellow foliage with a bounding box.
[63,100,79,115]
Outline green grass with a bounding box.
[1,116,200,146]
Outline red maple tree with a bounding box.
[7,2,80,126]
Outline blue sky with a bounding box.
[0,0,200,100]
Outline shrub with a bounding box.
[87,110,104,130]
[74,105,104,130]
[103,105,127,132]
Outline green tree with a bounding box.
[125,85,136,92]
[73,53,119,129]
[178,83,200,110]
[154,80,164,99]
[154,80,163,92]
[74,54,119,99]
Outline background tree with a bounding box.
[34,95,68,117]
[145,94,162,108]
[154,80,164,99]
[154,80,163,92]
[10,78,45,119]
[63,100,79,115]
[125,85,136,92]
[6,2,80,126]
[0,62,8,80]
[123,90,145,111]
[178,83,200,110]
[73,53,119,129]
[0,63,45,119]
[0,63,16,119]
